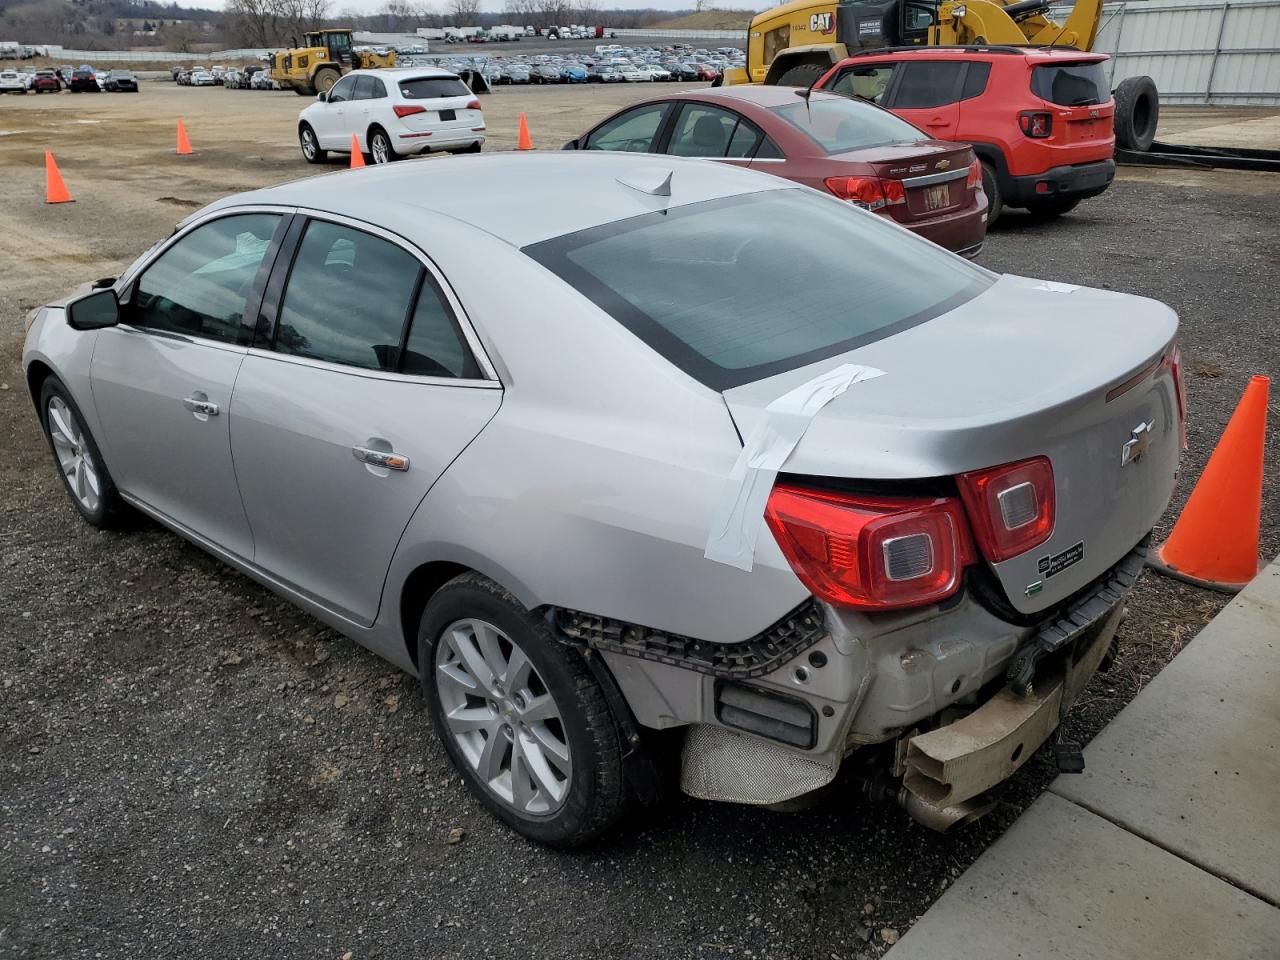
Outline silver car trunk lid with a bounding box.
[722,274,1181,615]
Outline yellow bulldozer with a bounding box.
[724,0,1105,87]
[269,29,396,96]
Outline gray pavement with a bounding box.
[889,557,1280,960]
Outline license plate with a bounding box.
[439,108,456,121]
[924,183,950,211]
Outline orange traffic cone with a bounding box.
[1149,374,1269,592]
[349,134,365,169]
[176,119,193,155]
[44,151,73,204]
[516,112,533,151]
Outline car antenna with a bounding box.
[795,80,815,121]
[616,169,673,198]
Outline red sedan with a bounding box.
[567,86,987,257]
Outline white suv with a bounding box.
[298,68,485,165]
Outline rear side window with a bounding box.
[892,61,964,108]
[402,278,480,379]
[771,95,923,155]
[961,62,991,100]
[525,190,988,390]
[275,221,420,371]
[399,76,470,99]
[1032,61,1108,106]
[667,104,748,158]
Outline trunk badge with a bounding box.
[1121,420,1156,466]
[936,159,951,170]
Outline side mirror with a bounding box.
[317,90,328,102]
[66,287,120,331]
[562,138,580,150]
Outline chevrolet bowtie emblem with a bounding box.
[1121,420,1155,466]
[935,159,951,170]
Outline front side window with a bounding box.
[275,221,420,371]
[132,213,280,345]
[327,74,356,102]
[771,95,924,155]
[525,190,989,390]
[892,61,964,109]
[829,64,896,104]
[584,103,668,152]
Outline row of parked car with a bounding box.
[0,64,137,93]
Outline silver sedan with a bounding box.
[23,153,1184,846]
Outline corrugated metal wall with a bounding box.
[1057,0,1280,104]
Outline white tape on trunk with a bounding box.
[703,363,886,572]
[1031,280,1079,293]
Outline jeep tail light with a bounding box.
[1167,344,1188,449]
[393,104,426,118]
[966,156,982,190]
[956,457,1056,563]
[825,176,905,211]
[764,487,974,610]
[1019,110,1053,138]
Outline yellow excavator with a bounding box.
[269,29,396,96]
[724,0,1105,87]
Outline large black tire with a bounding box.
[312,67,341,95]
[980,161,1003,227]
[418,573,627,847]
[299,122,326,164]
[775,62,827,88]
[38,375,133,530]
[1026,197,1081,221]
[1113,75,1159,152]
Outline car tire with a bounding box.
[775,62,826,87]
[38,375,132,530]
[299,123,326,164]
[980,161,1003,227]
[1113,75,1158,152]
[1026,197,1081,220]
[368,126,399,164]
[418,572,627,848]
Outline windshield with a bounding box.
[1031,61,1109,106]
[525,190,989,390]
[398,76,471,98]
[771,95,926,154]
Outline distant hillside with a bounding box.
[650,9,752,30]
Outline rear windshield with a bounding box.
[1031,61,1109,106]
[770,95,925,155]
[524,190,988,390]
[398,76,471,99]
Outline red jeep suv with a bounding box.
[816,47,1116,224]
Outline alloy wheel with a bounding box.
[47,396,101,514]
[301,128,316,159]
[371,134,390,164]
[434,618,572,815]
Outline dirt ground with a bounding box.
[1,83,1278,960]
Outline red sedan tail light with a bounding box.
[765,486,974,610]
[825,176,906,211]
[966,156,982,190]
[956,457,1056,563]
[393,104,427,118]
[1166,344,1188,450]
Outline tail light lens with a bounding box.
[956,457,1056,563]
[1019,110,1053,138]
[966,156,982,190]
[825,176,906,211]
[765,486,974,610]
[1167,344,1188,449]
[465,98,481,110]
[393,104,426,118]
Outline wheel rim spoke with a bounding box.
[518,693,558,725]
[521,734,566,803]
[445,704,493,735]
[528,722,570,770]
[475,726,506,782]
[450,626,498,696]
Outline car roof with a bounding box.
[680,86,845,109]
[838,45,1108,64]
[200,153,797,249]
[349,66,458,78]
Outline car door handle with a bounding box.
[352,446,410,472]
[182,396,220,417]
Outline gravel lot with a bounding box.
[1,84,1277,960]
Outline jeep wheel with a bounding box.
[980,161,1003,226]
[418,573,627,847]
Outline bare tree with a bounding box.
[448,0,480,23]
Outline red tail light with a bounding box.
[824,176,906,211]
[765,486,974,610]
[393,104,426,118]
[956,457,1055,563]
[966,156,982,190]
[465,99,482,110]
[1167,344,1188,449]
[1018,110,1053,138]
